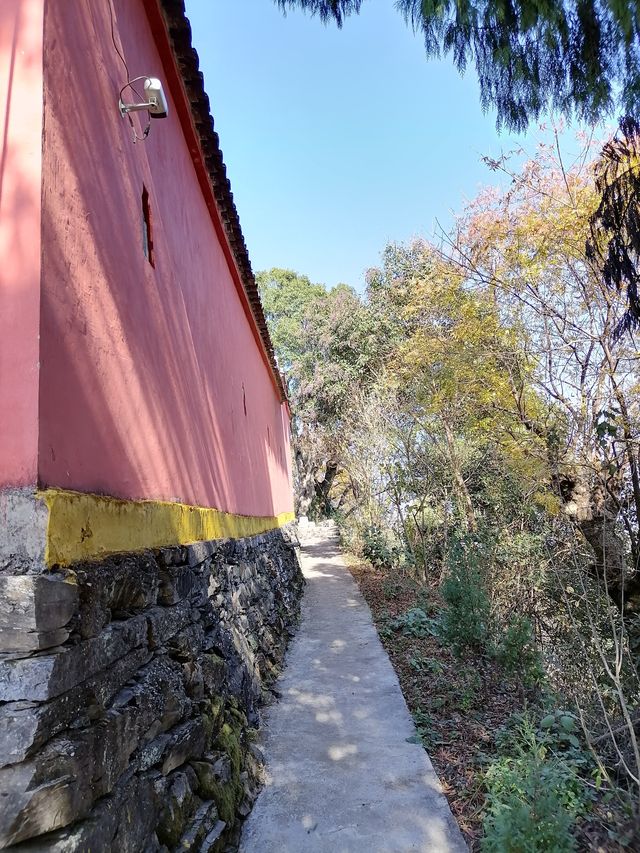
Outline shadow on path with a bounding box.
[240,522,467,852]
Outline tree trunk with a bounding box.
[294,443,316,516]
[314,461,338,518]
[558,471,640,610]
[442,419,477,532]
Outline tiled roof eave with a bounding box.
[156,0,286,403]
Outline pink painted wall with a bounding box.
[38,0,293,517]
[0,0,43,488]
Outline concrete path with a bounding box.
[240,522,467,852]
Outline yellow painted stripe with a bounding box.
[38,488,295,567]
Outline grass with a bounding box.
[347,557,640,851]
[347,557,523,848]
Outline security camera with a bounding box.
[119,76,169,119]
[143,78,168,118]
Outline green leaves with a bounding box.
[536,710,584,753]
[256,268,326,374]
[483,711,592,851]
[390,606,442,638]
[278,1,640,130]
[588,117,640,339]
[274,0,362,26]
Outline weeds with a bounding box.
[440,536,491,652]
[362,525,398,569]
[494,615,544,687]
[390,606,441,639]
[482,711,593,852]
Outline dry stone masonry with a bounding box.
[0,526,304,851]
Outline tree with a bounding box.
[257,268,385,516]
[447,137,640,605]
[368,240,543,539]
[588,117,640,338]
[256,268,325,376]
[275,0,640,130]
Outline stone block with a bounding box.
[201,820,227,852]
[162,718,207,775]
[137,732,172,772]
[167,622,205,661]
[157,544,188,567]
[190,752,241,825]
[182,659,205,700]
[0,737,95,846]
[102,771,162,853]
[200,652,226,695]
[177,800,222,851]
[199,596,217,628]
[0,489,48,574]
[156,770,197,847]
[0,615,147,702]
[124,655,191,737]
[0,626,70,653]
[0,645,152,767]
[187,540,217,568]
[0,573,78,652]
[74,554,160,638]
[5,771,161,853]
[0,658,191,842]
[146,600,194,650]
[0,521,305,850]
[158,564,199,605]
[190,756,229,798]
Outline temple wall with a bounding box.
[0,526,303,850]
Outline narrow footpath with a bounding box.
[240,522,467,852]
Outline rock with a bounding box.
[198,652,226,695]
[0,574,77,652]
[168,622,206,661]
[157,545,188,567]
[247,743,265,764]
[182,660,205,700]
[158,565,199,605]
[74,554,160,639]
[0,657,192,843]
[6,771,162,853]
[187,541,217,569]
[0,626,70,653]
[0,737,95,846]
[146,600,194,650]
[0,645,152,767]
[0,489,49,574]
[0,615,148,702]
[156,770,197,848]
[138,733,172,772]
[176,799,221,850]
[162,719,207,775]
[105,771,162,853]
[201,820,227,851]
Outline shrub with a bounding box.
[495,615,544,686]
[482,712,591,852]
[440,535,491,652]
[362,525,397,569]
[390,607,441,638]
[483,754,577,852]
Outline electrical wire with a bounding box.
[109,0,150,143]
[119,78,152,143]
[108,0,129,81]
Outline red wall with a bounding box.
[38,0,293,517]
[0,0,43,488]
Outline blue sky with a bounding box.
[185,0,590,291]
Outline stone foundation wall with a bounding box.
[0,525,304,851]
